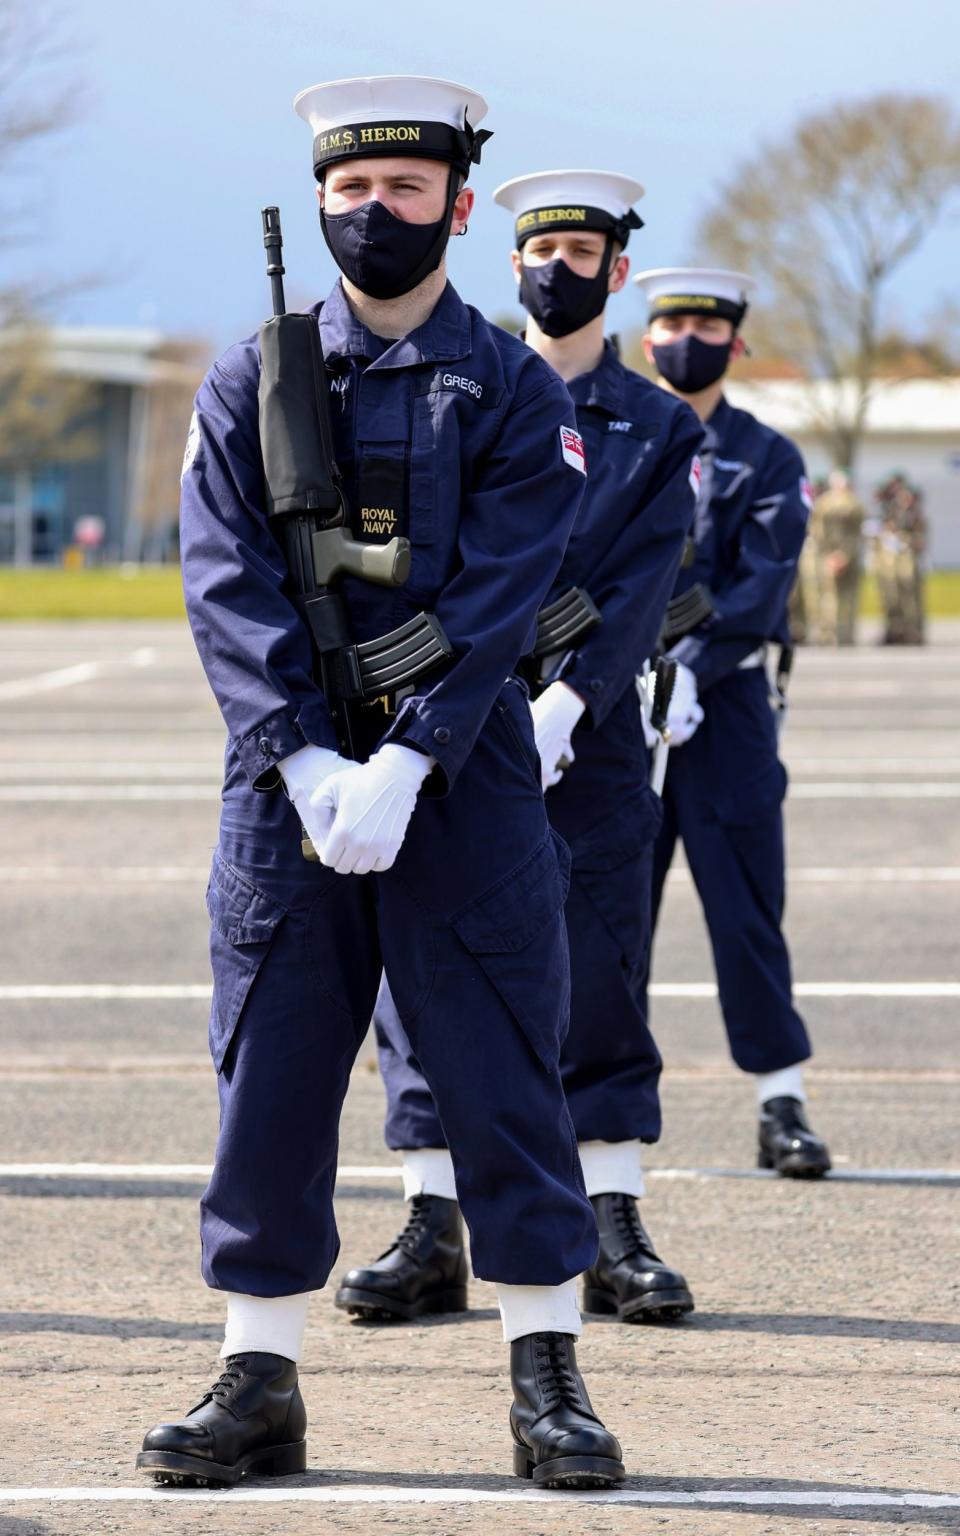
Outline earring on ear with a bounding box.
[456,225,468,236]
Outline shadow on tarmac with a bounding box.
[0,1312,221,1341]
[679,1311,960,1344]
[0,1179,396,1202]
[0,1179,208,1200]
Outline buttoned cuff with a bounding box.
[561,662,610,728]
[381,698,462,797]
[237,700,340,791]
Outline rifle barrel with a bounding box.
[261,206,287,317]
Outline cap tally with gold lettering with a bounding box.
[493,170,645,249]
[633,267,755,327]
[294,75,491,181]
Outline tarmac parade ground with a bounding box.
[0,620,958,1536]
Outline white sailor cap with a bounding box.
[633,267,755,325]
[494,170,645,248]
[294,74,491,181]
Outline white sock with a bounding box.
[756,1065,807,1106]
[496,1279,581,1344]
[578,1139,645,1198]
[220,1292,310,1364]
[401,1147,458,1202]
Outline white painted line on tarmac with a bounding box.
[788,712,959,726]
[3,981,959,1001]
[791,782,960,798]
[1,714,219,730]
[0,1486,957,1509]
[0,1162,217,1178]
[3,781,959,801]
[1,1163,957,1186]
[0,984,213,1000]
[652,1167,960,1184]
[671,866,960,884]
[3,864,960,887]
[786,758,960,772]
[0,786,216,801]
[0,866,209,882]
[653,981,960,999]
[0,763,218,779]
[0,1162,399,1179]
[0,661,106,701]
[0,647,158,702]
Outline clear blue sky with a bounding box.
[9,0,960,353]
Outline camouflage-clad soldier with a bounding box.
[810,469,864,645]
[792,475,827,643]
[875,473,927,645]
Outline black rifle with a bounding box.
[259,207,452,859]
[660,582,714,649]
[771,643,794,737]
[259,210,413,754]
[649,656,677,796]
[532,587,602,659]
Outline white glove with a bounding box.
[310,743,434,875]
[664,661,704,747]
[278,744,352,851]
[635,671,661,750]
[530,681,586,790]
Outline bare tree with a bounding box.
[696,94,960,468]
[0,0,96,563]
[126,340,207,561]
[0,0,77,244]
[0,294,97,464]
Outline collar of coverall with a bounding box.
[565,338,629,415]
[316,279,473,367]
[701,392,733,442]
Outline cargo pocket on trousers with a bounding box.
[205,853,288,1072]
[451,832,572,1072]
[568,789,663,977]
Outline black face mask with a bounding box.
[320,184,455,301]
[651,333,732,393]
[519,237,614,338]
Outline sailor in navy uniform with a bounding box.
[343,171,705,1328]
[137,79,625,1492]
[633,266,831,1179]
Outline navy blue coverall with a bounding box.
[179,280,599,1297]
[376,341,704,1148]
[647,395,812,1073]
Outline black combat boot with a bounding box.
[759,1096,832,1178]
[136,1352,306,1486]
[582,1192,694,1322]
[334,1193,468,1321]
[510,1331,625,1488]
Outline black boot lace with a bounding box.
[532,1335,584,1413]
[206,1357,248,1405]
[765,1097,809,1135]
[611,1194,657,1261]
[390,1194,433,1257]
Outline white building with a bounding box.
[726,377,960,566]
[0,328,200,565]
